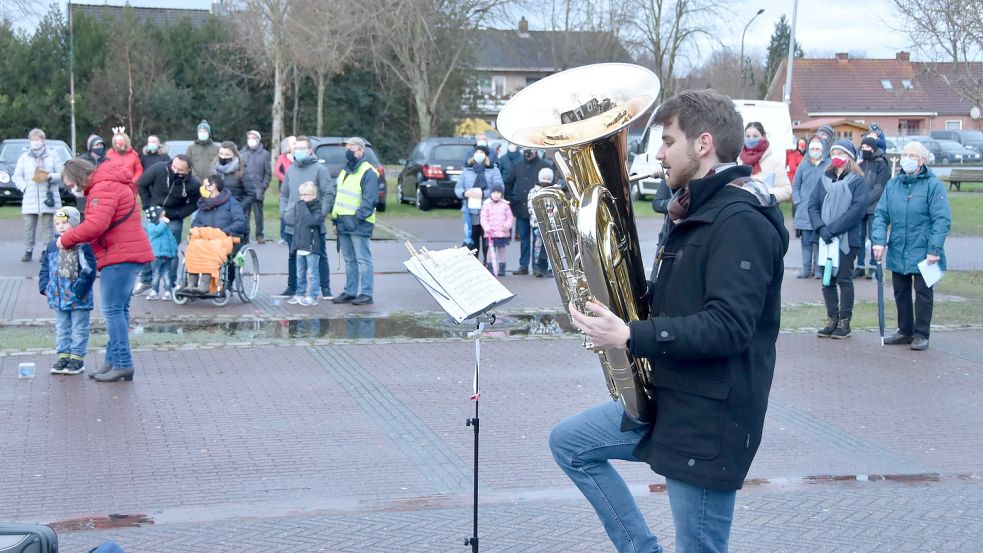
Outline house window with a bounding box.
[525,77,540,87]
[478,76,492,95]
[898,119,922,135]
[492,76,506,97]
[945,120,962,130]
[880,79,893,90]
[901,79,914,90]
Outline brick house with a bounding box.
[766,52,983,138]
[465,17,632,125]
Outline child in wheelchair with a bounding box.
[180,175,247,295]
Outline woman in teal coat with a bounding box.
[871,141,951,351]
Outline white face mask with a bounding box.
[30,140,44,151]
[247,138,259,149]
[507,144,518,153]
[197,131,209,141]
[473,152,486,164]
[900,157,919,174]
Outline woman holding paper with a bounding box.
[871,141,951,351]
[808,140,868,339]
[456,145,503,264]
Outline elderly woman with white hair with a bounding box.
[871,141,952,351]
[12,128,64,262]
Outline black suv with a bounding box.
[0,139,75,205]
[310,137,387,212]
[396,138,475,211]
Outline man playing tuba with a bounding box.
[553,89,789,553]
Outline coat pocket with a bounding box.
[652,369,730,459]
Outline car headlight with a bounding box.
[0,171,9,184]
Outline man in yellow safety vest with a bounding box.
[330,137,381,306]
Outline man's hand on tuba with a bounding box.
[568,300,630,350]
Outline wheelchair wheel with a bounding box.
[235,246,260,303]
[211,287,231,306]
[173,259,189,305]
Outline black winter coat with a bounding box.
[505,156,553,219]
[191,189,247,237]
[137,161,201,221]
[290,200,326,256]
[859,150,890,214]
[626,164,789,491]
[213,162,256,211]
[807,169,869,249]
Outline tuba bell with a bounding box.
[497,63,661,422]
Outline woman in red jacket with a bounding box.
[58,158,154,383]
[105,130,144,187]
[786,137,807,184]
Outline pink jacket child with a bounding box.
[479,193,514,239]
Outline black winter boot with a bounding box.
[498,263,506,277]
[817,316,838,338]
[831,316,852,339]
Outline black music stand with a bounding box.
[464,312,494,552]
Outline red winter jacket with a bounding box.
[60,160,154,270]
[106,147,144,187]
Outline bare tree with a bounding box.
[540,0,636,68]
[288,0,363,136]
[0,0,40,23]
[677,48,751,98]
[629,0,727,101]
[367,0,509,138]
[890,0,983,107]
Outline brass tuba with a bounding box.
[497,63,661,422]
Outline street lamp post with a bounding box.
[740,8,766,98]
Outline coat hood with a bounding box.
[89,159,136,192]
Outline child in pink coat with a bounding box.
[479,183,514,276]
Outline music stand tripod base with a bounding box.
[464,313,494,552]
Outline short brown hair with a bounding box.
[653,89,744,162]
[294,135,311,149]
[62,158,97,191]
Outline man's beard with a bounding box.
[665,150,701,190]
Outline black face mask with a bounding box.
[218,157,233,165]
[861,150,872,160]
[92,146,106,158]
[523,150,537,160]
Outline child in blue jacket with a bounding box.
[39,207,96,375]
[143,206,179,300]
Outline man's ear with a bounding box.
[693,133,715,158]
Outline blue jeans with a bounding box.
[515,217,532,269]
[549,401,736,553]
[55,309,91,357]
[295,253,321,298]
[142,218,184,286]
[284,233,330,295]
[799,230,818,275]
[338,233,373,297]
[151,256,175,294]
[856,214,873,268]
[100,262,141,369]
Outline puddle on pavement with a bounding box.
[121,312,578,341]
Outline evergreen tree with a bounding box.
[760,15,804,99]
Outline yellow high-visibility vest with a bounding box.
[332,162,378,224]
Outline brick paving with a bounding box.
[1,212,982,551]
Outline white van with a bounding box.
[628,99,794,200]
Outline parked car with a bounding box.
[889,136,935,164]
[0,139,74,205]
[396,138,475,211]
[310,136,387,212]
[915,137,981,164]
[930,129,983,154]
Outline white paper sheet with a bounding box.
[404,245,515,323]
[917,259,944,288]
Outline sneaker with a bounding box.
[146,290,159,300]
[277,239,287,245]
[300,296,318,306]
[131,282,150,296]
[512,267,529,275]
[331,293,356,304]
[256,236,266,244]
[351,294,374,305]
[274,289,296,298]
[50,356,70,374]
[161,290,172,301]
[63,358,85,375]
[21,251,32,262]
[321,289,334,301]
[287,295,303,305]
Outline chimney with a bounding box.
[835,52,849,62]
[518,16,529,34]
[896,51,911,62]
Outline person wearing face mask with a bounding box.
[468,136,498,166]
[808,139,869,339]
[497,142,522,184]
[855,136,890,279]
[210,141,255,243]
[187,119,219,180]
[739,122,792,203]
[276,135,296,244]
[455,145,503,264]
[277,136,334,300]
[13,128,64,262]
[105,129,143,186]
[241,130,272,243]
[134,155,201,294]
[330,137,380,306]
[786,137,807,183]
[504,148,552,275]
[871,142,951,351]
[791,136,829,279]
[141,135,170,170]
[75,134,110,217]
[816,124,836,158]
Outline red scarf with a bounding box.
[739,138,770,174]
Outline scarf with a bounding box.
[739,138,769,174]
[214,158,241,175]
[57,244,80,281]
[667,187,690,222]
[820,172,854,255]
[472,162,488,190]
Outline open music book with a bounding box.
[403,243,515,323]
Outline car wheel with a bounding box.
[630,182,640,202]
[942,156,950,165]
[416,187,432,211]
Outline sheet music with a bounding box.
[403,244,515,323]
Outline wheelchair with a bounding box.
[172,238,260,306]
